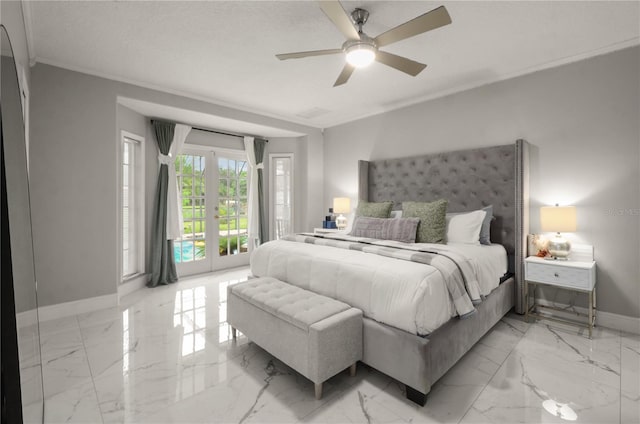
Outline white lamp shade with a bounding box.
[540,206,577,233]
[333,197,351,214]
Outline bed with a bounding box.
[250,140,530,405]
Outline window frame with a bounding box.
[119,130,145,283]
[268,153,295,241]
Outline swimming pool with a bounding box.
[174,241,205,263]
[174,241,193,262]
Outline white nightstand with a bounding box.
[525,256,597,338]
[313,228,343,235]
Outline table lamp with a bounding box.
[540,204,576,260]
[333,197,351,230]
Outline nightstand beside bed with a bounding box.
[524,256,597,338]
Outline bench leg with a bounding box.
[349,363,357,377]
[405,385,427,406]
[314,383,323,400]
[231,327,237,340]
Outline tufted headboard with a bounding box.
[358,140,529,313]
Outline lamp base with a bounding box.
[336,214,347,230]
[547,233,571,260]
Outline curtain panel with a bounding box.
[244,137,259,249]
[167,124,191,240]
[148,120,178,287]
[244,137,268,246]
[254,138,268,244]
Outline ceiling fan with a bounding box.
[275,1,452,86]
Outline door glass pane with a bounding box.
[175,154,206,263]
[239,178,247,197]
[218,156,249,257]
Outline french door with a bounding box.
[174,148,250,276]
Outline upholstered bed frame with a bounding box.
[356,140,529,405]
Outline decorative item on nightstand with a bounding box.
[540,204,576,260]
[333,197,351,230]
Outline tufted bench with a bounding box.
[227,277,363,399]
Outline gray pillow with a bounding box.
[447,205,494,245]
[479,205,493,245]
[355,201,393,218]
[402,199,448,244]
[350,217,420,243]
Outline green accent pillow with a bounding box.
[356,201,393,218]
[402,199,449,244]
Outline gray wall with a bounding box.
[118,104,146,137]
[323,46,640,318]
[30,63,322,306]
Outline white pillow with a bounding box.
[446,210,487,245]
[390,210,403,219]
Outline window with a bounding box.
[269,154,294,240]
[121,132,144,279]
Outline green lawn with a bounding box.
[182,217,248,235]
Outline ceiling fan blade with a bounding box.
[276,48,343,60]
[374,5,451,48]
[333,63,355,86]
[320,1,361,41]
[375,51,426,76]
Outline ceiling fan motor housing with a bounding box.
[342,33,377,52]
[351,8,370,29]
[344,7,377,67]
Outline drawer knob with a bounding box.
[554,272,559,277]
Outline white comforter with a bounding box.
[250,239,507,335]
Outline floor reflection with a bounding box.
[174,286,207,357]
[542,399,578,421]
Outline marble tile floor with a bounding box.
[35,267,639,424]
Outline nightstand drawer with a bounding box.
[526,262,592,290]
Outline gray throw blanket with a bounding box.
[282,233,482,318]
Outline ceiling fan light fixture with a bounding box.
[345,43,376,68]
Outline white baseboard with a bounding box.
[38,293,117,322]
[536,299,640,335]
[118,274,147,301]
[16,309,39,329]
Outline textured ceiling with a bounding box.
[25,1,640,130]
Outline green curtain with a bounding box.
[147,120,178,287]
[254,138,268,244]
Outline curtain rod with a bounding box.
[150,118,268,142]
[192,126,268,142]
